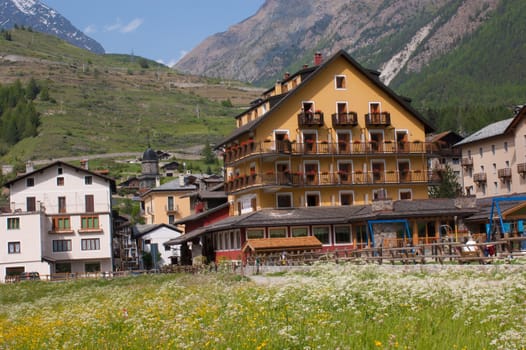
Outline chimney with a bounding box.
[80,159,88,170]
[283,72,290,80]
[25,161,34,173]
[179,174,185,187]
[314,52,323,66]
[302,64,309,69]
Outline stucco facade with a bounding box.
[0,161,115,282]
[456,106,526,198]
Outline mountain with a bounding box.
[174,0,499,86]
[0,0,104,54]
[174,0,526,134]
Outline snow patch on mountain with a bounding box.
[380,20,436,86]
[11,0,36,15]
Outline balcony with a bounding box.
[298,111,324,127]
[225,170,432,193]
[365,112,391,127]
[461,157,473,168]
[224,140,431,165]
[473,172,487,183]
[331,112,358,127]
[165,204,179,213]
[518,163,526,176]
[497,167,512,180]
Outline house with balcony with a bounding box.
[426,131,463,183]
[167,50,452,263]
[0,161,116,282]
[455,105,526,198]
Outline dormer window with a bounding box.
[58,167,63,175]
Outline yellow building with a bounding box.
[219,50,435,214]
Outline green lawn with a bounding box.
[1,264,525,349]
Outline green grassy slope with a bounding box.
[0,29,261,163]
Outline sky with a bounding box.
[42,0,265,67]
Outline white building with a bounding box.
[0,161,116,282]
[132,224,182,267]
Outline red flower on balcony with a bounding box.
[265,170,274,175]
[306,139,315,144]
[307,170,317,176]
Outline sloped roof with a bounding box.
[2,160,116,193]
[454,118,513,147]
[216,49,434,149]
[173,202,230,225]
[170,199,478,244]
[242,236,322,253]
[132,223,182,239]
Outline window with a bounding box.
[246,229,264,239]
[214,230,241,251]
[57,167,63,175]
[85,263,101,273]
[57,177,64,186]
[373,189,388,200]
[504,142,508,152]
[399,190,412,200]
[58,196,66,213]
[335,75,346,89]
[168,215,175,225]
[26,197,36,212]
[7,217,20,230]
[313,226,330,245]
[52,217,71,231]
[269,227,287,238]
[306,192,320,207]
[340,192,354,206]
[85,195,94,212]
[479,147,483,157]
[492,163,497,174]
[491,145,495,155]
[81,238,100,251]
[53,239,72,252]
[55,263,71,273]
[84,176,93,185]
[8,242,21,254]
[334,226,352,244]
[167,196,174,211]
[291,227,308,237]
[26,178,34,187]
[277,193,292,208]
[494,182,498,194]
[81,216,99,230]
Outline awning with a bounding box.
[242,236,322,253]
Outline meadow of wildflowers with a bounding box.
[0,264,525,349]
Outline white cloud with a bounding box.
[104,19,122,32]
[120,18,143,33]
[84,24,96,34]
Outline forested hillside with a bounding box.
[391,0,526,134]
[0,79,41,156]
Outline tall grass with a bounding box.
[0,265,524,349]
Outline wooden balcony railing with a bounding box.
[224,140,431,165]
[461,157,473,168]
[497,167,512,179]
[365,112,391,127]
[298,111,324,127]
[473,172,487,183]
[331,112,358,126]
[225,170,435,193]
[517,163,526,176]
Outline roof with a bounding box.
[454,118,513,147]
[2,161,117,193]
[132,223,182,239]
[216,49,434,148]
[171,198,479,243]
[142,148,158,161]
[242,236,322,253]
[173,202,230,225]
[164,226,206,245]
